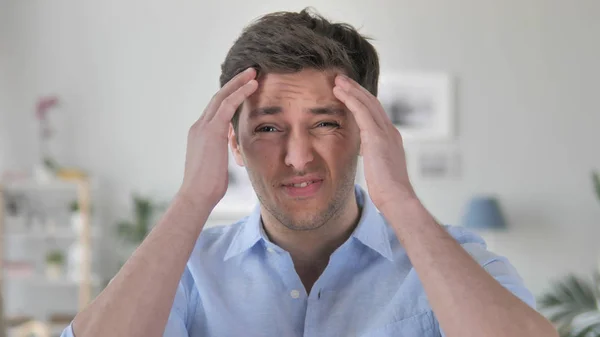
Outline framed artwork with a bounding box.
[378,71,455,141]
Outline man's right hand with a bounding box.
[178,67,258,208]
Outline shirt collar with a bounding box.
[224,184,393,262]
[351,185,394,261]
[223,203,263,261]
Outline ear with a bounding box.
[228,124,245,167]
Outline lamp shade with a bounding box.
[461,196,507,230]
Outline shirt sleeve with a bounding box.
[163,283,191,336]
[437,235,536,337]
[164,267,194,337]
[460,241,536,309]
[60,325,75,337]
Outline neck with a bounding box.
[260,191,361,291]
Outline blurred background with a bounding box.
[0,0,599,335]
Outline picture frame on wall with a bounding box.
[378,71,455,141]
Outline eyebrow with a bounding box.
[309,106,347,117]
[248,105,347,119]
[249,106,282,119]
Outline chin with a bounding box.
[277,203,338,231]
[281,214,329,231]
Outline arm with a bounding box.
[66,68,258,337]
[68,196,208,337]
[383,200,554,337]
[332,74,557,337]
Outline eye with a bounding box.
[316,121,341,129]
[255,125,278,133]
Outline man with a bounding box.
[62,9,558,337]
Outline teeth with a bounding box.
[293,181,312,188]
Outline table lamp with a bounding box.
[461,196,507,230]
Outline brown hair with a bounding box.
[220,8,380,132]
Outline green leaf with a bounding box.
[46,250,65,264]
[43,156,60,171]
[572,311,600,336]
[572,324,600,337]
[592,171,600,203]
[117,221,135,243]
[116,194,159,245]
[538,274,600,336]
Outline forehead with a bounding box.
[245,68,342,110]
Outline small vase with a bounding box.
[46,263,63,280]
[33,163,53,183]
[67,242,83,282]
[70,211,83,234]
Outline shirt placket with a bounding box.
[303,240,357,337]
[264,241,308,337]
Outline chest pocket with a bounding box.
[359,311,437,337]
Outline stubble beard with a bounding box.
[247,158,358,232]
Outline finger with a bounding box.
[211,79,259,125]
[203,68,257,121]
[335,75,390,128]
[333,85,380,133]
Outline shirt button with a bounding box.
[290,290,300,299]
[267,247,275,253]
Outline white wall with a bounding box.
[0,0,10,173]
[2,0,599,296]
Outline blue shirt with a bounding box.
[62,185,535,336]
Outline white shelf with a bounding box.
[1,175,99,319]
[5,227,100,240]
[6,322,71,337]
[1,177,98,193]
[5,274,102,287]
[3,179,78,192]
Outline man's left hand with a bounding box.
[333,74,417,212]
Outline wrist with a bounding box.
[169,191,215,230]
[175,187,219,212]
[377,186,419,215]
[379,191,436,229]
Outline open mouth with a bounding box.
[282,179,324,197]
[285,180,321,188]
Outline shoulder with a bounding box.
[179,218,248,293]
[384,220,535,306]
[442,224,486,245]
[383,219,520,277]
[192,218,248,255]
[385,220,491,259]
[441,225,505,267]
[176,218,248,290]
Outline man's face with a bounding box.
[229,68,361,231]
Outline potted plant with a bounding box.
[45,250,65,280]
[538,274,600,336]
[34,95,60,182]
[592,170,600,278]
[66,200,95,282]
[117,195,154,245]
[593,171,600,203]
[537,171,600,336]
[69,200,83,234]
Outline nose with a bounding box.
[284,130,314,172]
